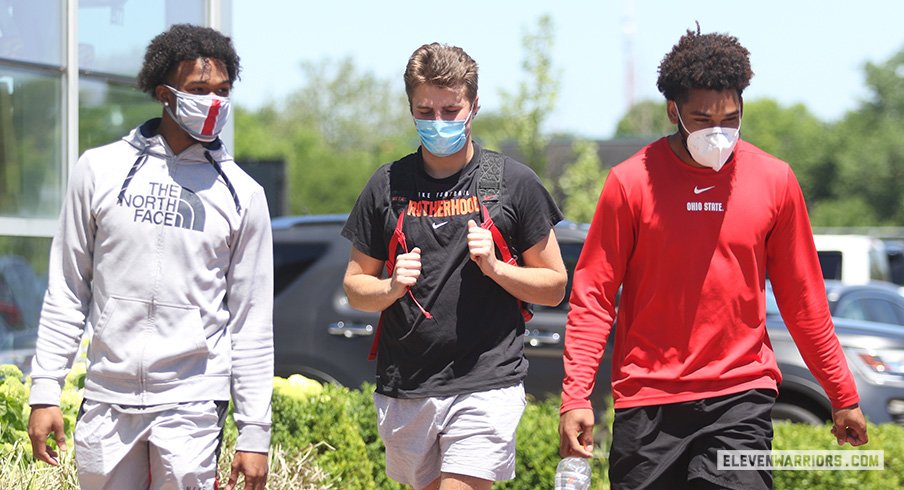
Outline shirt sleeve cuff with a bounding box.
[236,423,271,453]
[560,396,593,415]
[831,394,861,411]
[28,377,63,406]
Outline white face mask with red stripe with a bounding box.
[163,85,231,143]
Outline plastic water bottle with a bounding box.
[554,456,591,490]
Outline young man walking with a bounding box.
[27,24,273,490]
[343,43,567,490]
[559,27,868,490]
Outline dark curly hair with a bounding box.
[656,25,753,102]
[137,24,241,98]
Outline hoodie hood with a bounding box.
[123,118,232,164]
[117,119,241,212]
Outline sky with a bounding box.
[231,1,904,140]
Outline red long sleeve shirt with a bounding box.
[561,138,860,413]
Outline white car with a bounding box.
[814,234,893,285]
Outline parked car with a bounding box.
[0,255,45,373]
[765,282,904,424]
[814,234,893,285]
[273,215,904,426]
[823,280,904,326]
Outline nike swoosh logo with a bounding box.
[694,185,716,194]
[432,221,449,229]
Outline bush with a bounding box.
[1,367,335,489]
[3,364,904,490]
[271,381,374,488]
[772,421,904,489]
[343,384,405,490]
[0,365,30,453]
[499,395,610,490]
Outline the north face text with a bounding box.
[120,182,206,231]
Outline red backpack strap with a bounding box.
[370,210,434,360]
[385,211,406,274]
[480,204,518,266]
[368,316,383,361]
[480,204,533,322]
[370,212,406,361]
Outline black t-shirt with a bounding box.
[342,143,563,398]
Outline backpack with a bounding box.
[368,149,533,360]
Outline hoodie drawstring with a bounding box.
[116,146,241,214]
[117,149,150,205]
[204,151,242,214]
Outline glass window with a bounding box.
[0,0,63,66]
[834,300,868,322]
[0,66,62,218]
[78,0,206,77]
[836,297,902,326]
[818,251,843,280]
[273,242,329,295]
[859,298,902,325]
[79,78,160,154]
[0,235,50,374]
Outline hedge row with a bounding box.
[2,365,902,489]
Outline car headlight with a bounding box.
[853,349,904,377]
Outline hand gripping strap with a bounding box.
[369,211,432,361]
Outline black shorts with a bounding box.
[609,388,776,490]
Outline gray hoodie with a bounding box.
[29,119,274,452]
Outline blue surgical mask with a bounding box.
[414,108,474,157]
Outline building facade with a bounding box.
[0,0,233,368]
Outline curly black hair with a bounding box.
[137,24,241,98]
[656,25,753,102]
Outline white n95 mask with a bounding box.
[677,110,741,172]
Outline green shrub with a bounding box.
[0,365,30,453]
[344,383,405,490]
[773,421,904,489]
[496,395,611,490]
[271,381,375,488]
[216,442,330,489]
[4,364,904,490]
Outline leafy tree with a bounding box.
[2,78,69,217]
[499,14,559,179]
[614,99,671,138]
[471,112,509,152]
[78,84,158,155]
[740,99,833,203]
[824,48,904,225]
[234,58,413,215]
[558,139,606,223]
[235,16,567,217]
[809,197,880,227]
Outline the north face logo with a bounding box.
[120,182,206,231]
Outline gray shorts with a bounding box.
[74,399,227,490]
[374,383,527,489]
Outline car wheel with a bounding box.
[771,402,823,425]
